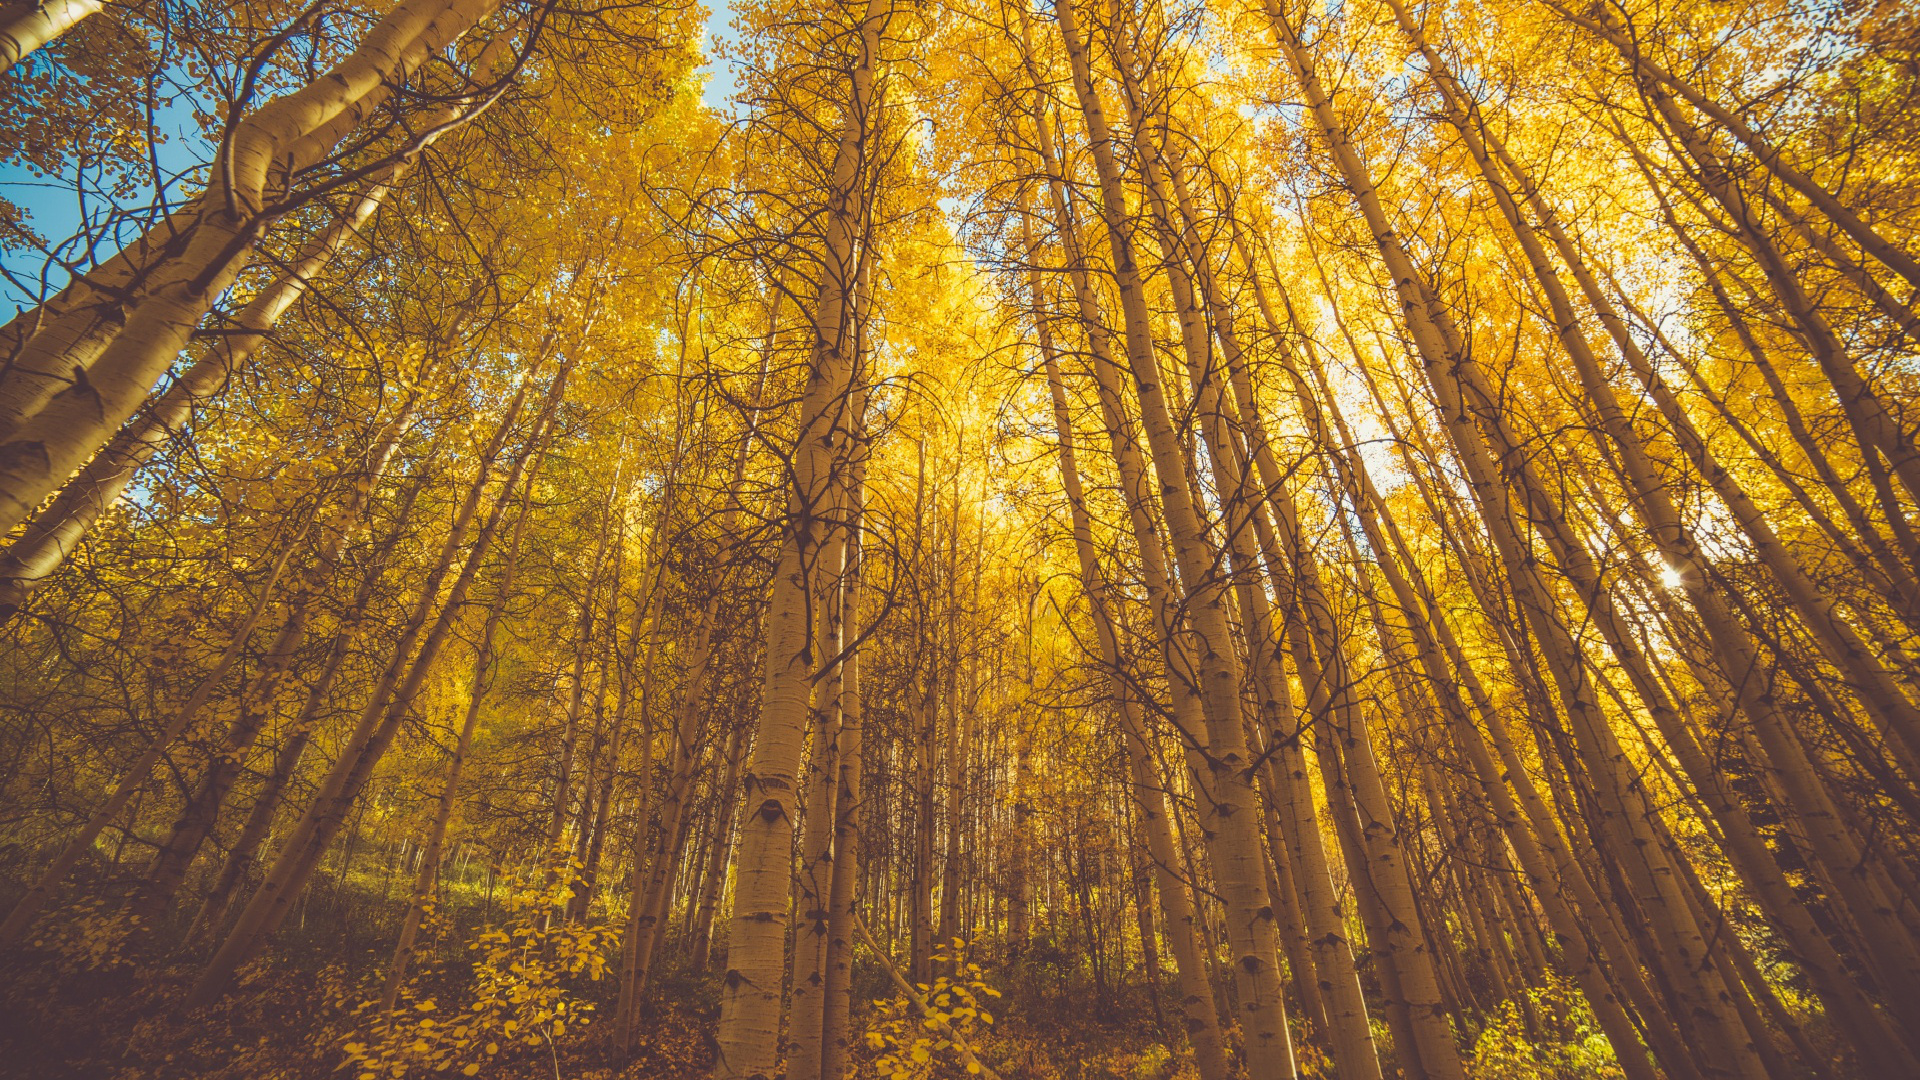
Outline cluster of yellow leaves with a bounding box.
[340,867,614,1079]
[1465,975,1627,1080]
[27,896,138,974]
[865,940,1002,1080]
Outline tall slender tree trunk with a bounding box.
[710,1,887,1070]
[187,358,566,1007]
[547,477,620,867]
[380,458,539,1009]
[1551,0,1920,296]
[1459,0,1920,1022]
[1034,285,1233,1080]
[909,437,938,987]
[1051,4,1296,1074]
[1286,299,1667,1078]
[821,394,869,1080]
[788,475,848,1080]
[690,723,747,975]
[1383,9,1920,1063]
[1132,83,1462,1074]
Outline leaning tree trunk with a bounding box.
[183,464,436,946]
[380,433,542,1010]
[1550,0,1920,296]
[1260,234,1665,1080]
[1263,5,1765,1076]
[0,179,396,619]
[0,0,101,74]
[0,0,505,535]
[125,403,417,931]
[1383,11,1920,1059]
[187,359,565,1007]
[688,722,746,975]
[792,267,871,1080]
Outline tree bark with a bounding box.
[709,0,886,1070]
[0,0,504,533]
[0,0,101,75]
[0,180,396,618]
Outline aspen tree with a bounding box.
[1004,574,1038,962]
[0,180,394,618]
[10,0,1920,1074]
[567,519,627,924]
[123,286,532,928]
[0,0,100,73]
[617,352,768,1047]
[615,498,672,983]
[1022,26,1319,1065]
[188,356,569,1007]
[1329,267,1708,1079]
[793,254,873,1080]
[547,474,621,867]
[1052,1,1297,1072]
[1122,61,1462,1070]
[126,402,420,928]
[711,0,890,1071]
[1382,5,1920,1057]
[185,462,440,946]
[1613,129,1920,714]
[1016,48,1223,846]
[0,0,515,534]
[909,436,938,986]
[1636,175,1920,600]
[935,460,966,974]
[788,458,849,1080]
[820,382,870,1080]
[1263,5,1767,1074]
[1627,67,1920,518]
[690,710,750,975]
[1022,78,1279,1058]
[1550,0,1920,297]
[1032,254,1233,1080]
[380,449,541,1011]
[1253,229,1667,1080]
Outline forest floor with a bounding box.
[0,952,713,1079]
[0,884,1191,1080]
[0,869,1595,1079]
[0,947,1190,1080]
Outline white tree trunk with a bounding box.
[0,0,101,75]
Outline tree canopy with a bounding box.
[1,0,1918,1078]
